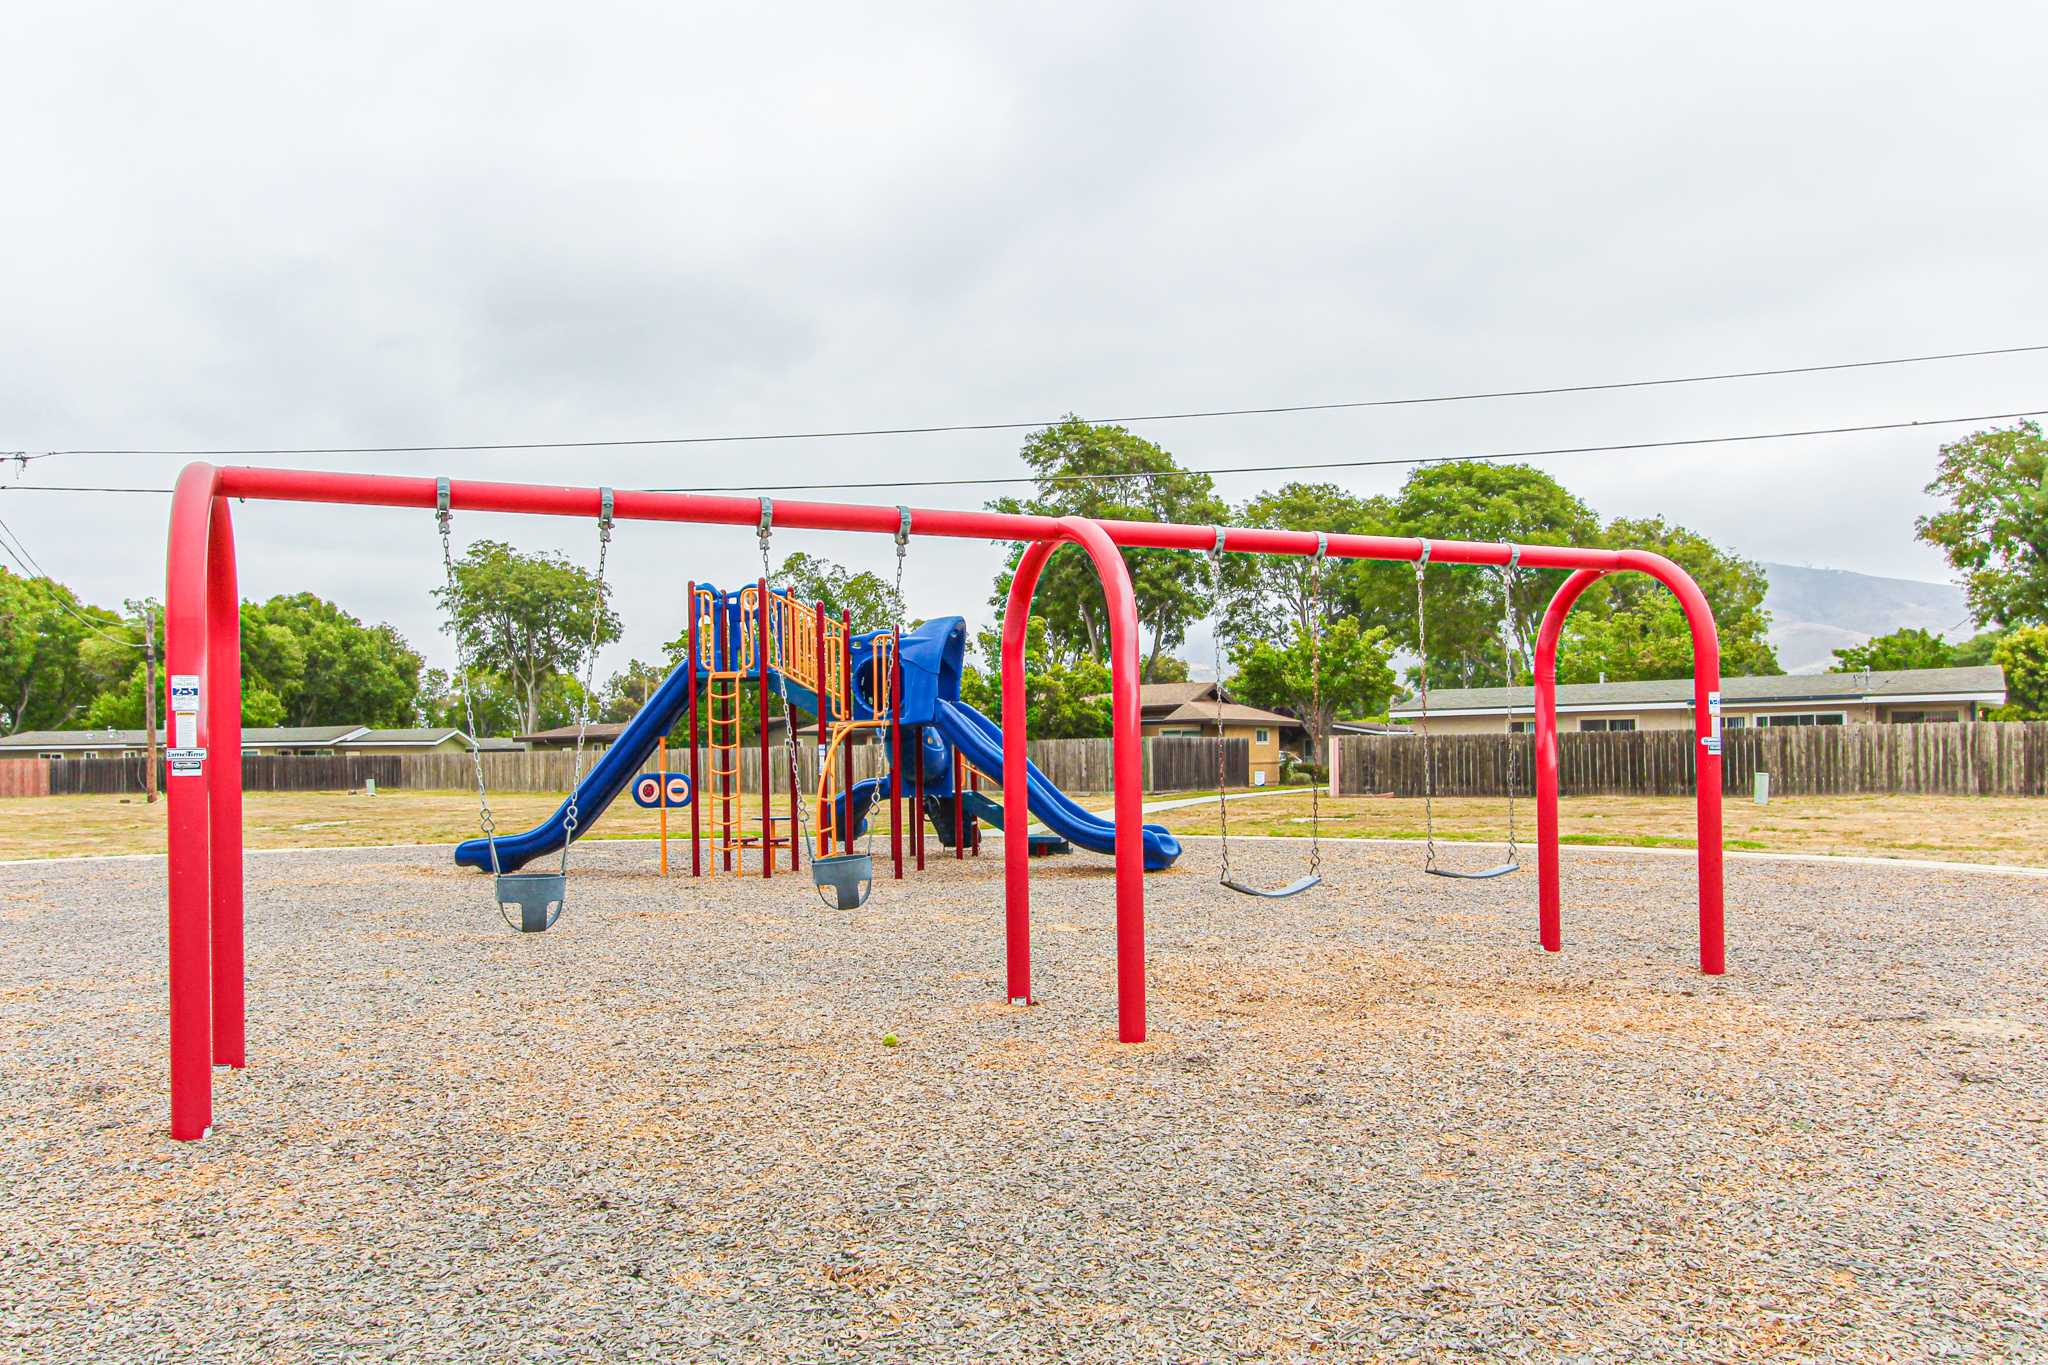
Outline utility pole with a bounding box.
[143,607,160,804]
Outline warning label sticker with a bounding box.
[168,746,207,777]
[170,674,201,714]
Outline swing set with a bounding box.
[159,463,1729,1140]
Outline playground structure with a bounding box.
[159,464,1728,1140]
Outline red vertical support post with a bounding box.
[814,599,830,854]
[889,628,904,879]
[717,597,732,872]
[953,747,965,860]
[1000,540,1058,1008]
[206,497,245,1069]
[969,769,981,856]
[164,464,218,1140]
[757,579,771,880]
[687,584,701,877]
[1056,518,1148,1042]
[1533,570,1604,954]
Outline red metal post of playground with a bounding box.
[686,583,701,878]
[1000,520,1147,1037]
[1534,559,1725,974]
[756,578,771,880]
[161,464,1726,1140]
[969,768,981,856]
[813,598,829,853]
[889,627,903,879]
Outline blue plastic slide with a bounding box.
[929,697,1181,870]
[453,654,704,873]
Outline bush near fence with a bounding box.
[18,735,1246,799]
[1334,721,2048,799]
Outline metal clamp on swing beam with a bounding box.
[895,505,911,548]
[436,476,451,527]
[598,486,614,534]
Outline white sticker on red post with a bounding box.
[168,747,207,777]
[170,675,201,714]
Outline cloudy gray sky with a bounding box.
[5,2,2045,677]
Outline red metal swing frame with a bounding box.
[162,463,1726,1140]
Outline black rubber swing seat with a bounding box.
[1424,861,1521,881]
[1221,873,1323,900]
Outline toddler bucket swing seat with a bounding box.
[438,478,613,931]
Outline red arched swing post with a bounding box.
[162,465,1725,1140]
[1533,556,1725,973]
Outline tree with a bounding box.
[0,569,135,733]
[600,658,677,723]
[1213,483,1392,649]
[1382,463,1603,687]
[1227,618,1396,761]
[242,594,423,727]
[1559,516,1782,683]
[987,418,1227,682]
[1916,421,2048,628]
[772,552,905,632]
[957,617,1113,738]
[1993,625,2048,718]
[1831,627,1958,673]
[435,540,621,735]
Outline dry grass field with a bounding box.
[5,788,2044,867]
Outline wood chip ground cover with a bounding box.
[0,838,2042,1362]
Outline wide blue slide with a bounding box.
[929,697,1182,871]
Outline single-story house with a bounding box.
[1121,682,1306,786]
[517,722,632,750]
[0,725,511,759]
[1386,665,2008,736]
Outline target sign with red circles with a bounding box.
[630,772,694,809]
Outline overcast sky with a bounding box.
[5,3,2045,677]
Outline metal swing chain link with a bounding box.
[438,484,501,879]
[1413,542,1438,873]
[1206,537,1232,887]
[1499,546,1522,866]
[558,489,613,878]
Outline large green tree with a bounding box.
[987,418,1227,682]
[0,569,140,733]
[1831,627,1957,673]
[772,551,905,632]
[1993,625,2048,719]
[958,618,1113,738]
[1212,482,1392,650]
[247,594,422,726]
[1384,463,1603,687]
[1916,421,2048,628]
[1557,515,1781,683]
[1227,618,1395,762]
[436,540,621,735]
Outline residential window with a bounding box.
[1756,712,1846,727]
[1888,709,1958,724]
[1255,728,1270,744]
[1508,720,1535,734]
[1723,716,1748,730]
[38,751,65,760]
[81,751,99,760]
[1579,718,1637,733]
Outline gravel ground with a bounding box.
[1,838,2044,1363]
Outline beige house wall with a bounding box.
[1406,700,1908,736]
[1144,720,1288,784]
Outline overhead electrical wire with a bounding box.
[0,515,146,648]
[8,342,2045,460]
[1,405,2042,500]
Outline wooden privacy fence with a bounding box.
[1335,721,2048,798]
[16,733,1244,798]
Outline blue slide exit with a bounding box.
[928,698,1181,871]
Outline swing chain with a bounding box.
[1206,531,1233,887]
[558,487,613,873]
[437,478,500,874]
[1413,540,1438,873]
[759,500,819,865]
[1499,544,1522,867]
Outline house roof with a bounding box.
[516,722,633,743]
[1135,682,1218,709]
[339,727,468,747]
[1387,665,2008,717]
[0,724,368,749]
[1153,701,1304,729]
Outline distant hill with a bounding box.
[1762,563,1971,674]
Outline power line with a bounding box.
[0,516,146,649]
[14,342,2047,460]
[0,406,2040,500]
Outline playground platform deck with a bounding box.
[2,840,2042,1361]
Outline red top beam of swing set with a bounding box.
[161,462,1725,1142]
